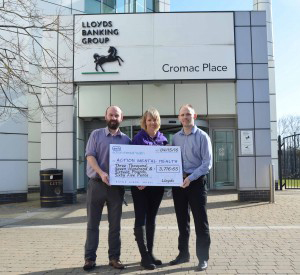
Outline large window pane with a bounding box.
[101,0,116,13]
[146,0,154,12]
[116,0,125,13]
[84,0,100,14]
[136,0,144,12]
[214,131,226,143]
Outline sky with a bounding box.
[171,0,300,119]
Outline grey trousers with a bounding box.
[84,178,124,261]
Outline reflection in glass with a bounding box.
[136,0,144,12]
[213,130,235,188]
[101,0,116,13]
[146,0,154,12]
[83,0,155,14]
[84,0,100,14]
[116,0,125,12]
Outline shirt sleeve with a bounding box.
[188,133,213,182]
[85,131,97,158]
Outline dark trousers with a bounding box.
[131,186,164,227]
[172,176,211,261]
[84,178,125,261]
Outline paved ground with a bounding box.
[0,190,300,275]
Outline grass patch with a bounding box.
[279,179,300,188]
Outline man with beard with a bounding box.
[169,104,212,272]
[83,106,131,271]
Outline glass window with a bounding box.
[213,130,235,188]
[84,0,100,14]
[214,131,226,143]
[116,0,125,13]
[146,0,154,12]
[101,0,116,13]
[136,0,144,12]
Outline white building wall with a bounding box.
[253,0,278,180]
[41,15,76,202]
[78,83,236,118]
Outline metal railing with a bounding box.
[278,133,300,190]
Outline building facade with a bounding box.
[0,0,277,203]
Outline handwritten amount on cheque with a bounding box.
[114,163,180,178]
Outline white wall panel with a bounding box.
[270,121,277,140]
[58,68,73,83]
[271,140,278,159]
[28,123,41,143]
[269,94,277,121]
[42,68,58,84]
[0,135,27,159]
[143,84,174,115]
[256,157,271,189]
[41,160,57,170]
[28,143,41,163]
[238,157,255,189]
[207,83,236,115]
[0,161,27,192]
[42,31,58,68]
[28,163,40,188]
[41,106,57,132]
[58,30,73,68]
[58,84,74,105]
[41,86,57,106]
[57,106,74,132]
[79,85,110,117]
[57,160,74,192]
[0,114,27,134]
[175,84,207,115]
[41,133,57,159]
[111,84,142,116]
[57,133,74,159]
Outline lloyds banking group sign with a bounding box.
[74,12,236,82]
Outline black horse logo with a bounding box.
[93,46,124,72]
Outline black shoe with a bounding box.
[134,226,156,270]
[83,259,96,271]
[149,253,162,265]
[196,260,208,271]
[169,252,190,265]
[141,254,156,270]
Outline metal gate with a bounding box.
[278,133,300,189]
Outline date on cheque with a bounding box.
[156,165,180,173]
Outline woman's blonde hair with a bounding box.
[140,108,161,132]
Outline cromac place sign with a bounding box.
[74,13,235,82]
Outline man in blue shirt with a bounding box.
[170,104,212,271]
[83,106,131,271]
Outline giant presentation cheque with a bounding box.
[109,144,183,186]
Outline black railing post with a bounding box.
[278,135,283,190]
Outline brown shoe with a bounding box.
[109,259,125,269]
[83,259,96,271]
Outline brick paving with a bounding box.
[0,190,300,274]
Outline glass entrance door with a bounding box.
[212,130,235,189]
[120,118,208,143]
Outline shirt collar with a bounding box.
[105,127,121,137]
[179,125,197,135]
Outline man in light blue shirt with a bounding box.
[170,104,212,272]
